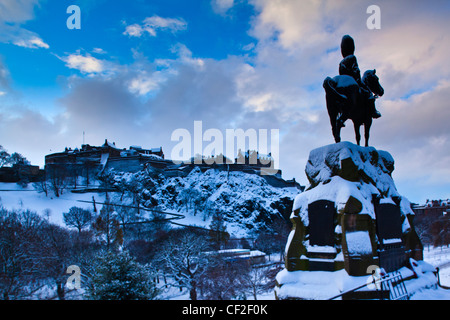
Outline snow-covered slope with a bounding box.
[0,182,101,226]
[107,166,299,236]
[0,165,300,238]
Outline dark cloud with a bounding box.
[0,0,49,49]
[0,58,11,94]
[376,82,450,147]
[0,108,60,165]
[143,57,246,144]
[54,75,153,152]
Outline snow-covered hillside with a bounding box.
[0,166,300,237]
[106,167,300,236]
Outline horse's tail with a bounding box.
[323,77,347,103]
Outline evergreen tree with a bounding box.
[209,210,229,250]
[92,196,123,249]
[86,250,159,300]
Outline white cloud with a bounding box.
[92,48,107,55]
[249,0,339,50]
[172,43,205,68]
[62,53,104,74]
[123,15,187,38]
[0,107,61,167]
[211,0,234,15]
[128,71,166,96]
[244,92,273,112]
[144,15,187,31]
[123,24,144,37]
[13,35,49,49]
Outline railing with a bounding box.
[381,271,409,300]
[328,270,409,300]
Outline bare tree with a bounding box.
[0,208,46,299]
[33,174,49,197]
[63,206,93,234]
[240,265,273,300]
[156,229,210,300]
[199,256,248,300]
[38,223,74,300]
[179,188,201,214]
[46,164,69,197]
[8,152,30,166]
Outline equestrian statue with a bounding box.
[323,35,384,147]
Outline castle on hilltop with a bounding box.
[44,139,302,190]
[45,139,166,175]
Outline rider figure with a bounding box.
[337,35,381,128]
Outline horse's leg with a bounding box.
[335,114,342,143]
[354,122,361,146]
[326,95,340,143]
[324,77,347,143]
[364,118,372,147]
[331,111,341,143]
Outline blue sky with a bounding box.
[1,0,255,103]
[1,0,450,204]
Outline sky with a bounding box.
[0,0,449,204]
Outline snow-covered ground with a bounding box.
[1,183,449,300]
[0,182,104,226]
[423,246,450,287]
[0,182,208,229]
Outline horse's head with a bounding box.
[362,69,384,98]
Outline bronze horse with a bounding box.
[323,69,384,147]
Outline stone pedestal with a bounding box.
[275,142,423,299]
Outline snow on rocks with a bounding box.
[293,142,412,226]
[277,142,430,299]
[108,166,299,237]
[305,142,394,189]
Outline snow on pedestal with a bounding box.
[275,142,426,300]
